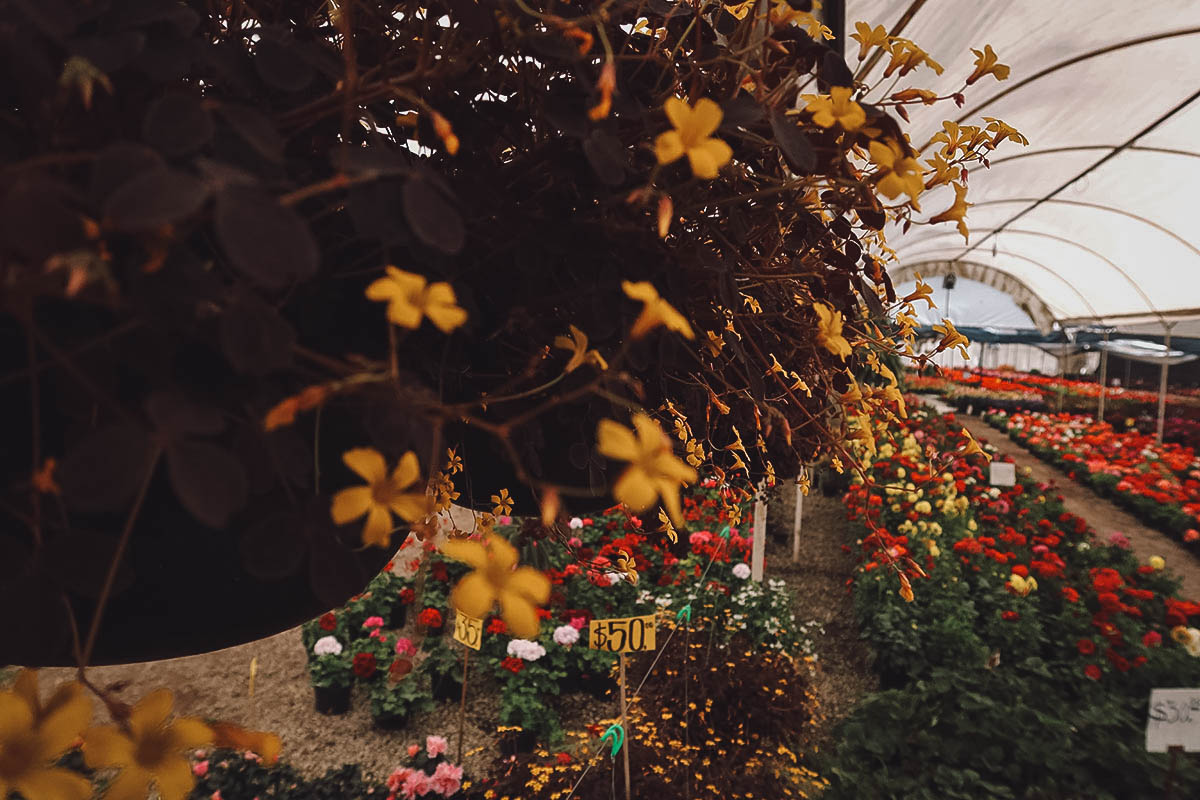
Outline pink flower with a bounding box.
[388,768,414,792]
[426,735,448,759]
[569,616,587,630]
[568,537,582,548]
[363,616,385,629]
[244,751,261,762]
[498,515,513,525]
[395,637,416,657]
[212,793,223,800]
[1109,532,1131,549]
[193,760,209,777]
[407,744,420,758]
[401,770,432,799]
[430,761,464,796]
[689,531,712,547]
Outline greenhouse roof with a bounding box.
[847,1,1200,333]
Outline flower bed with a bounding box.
[822,409,1200,798]
[985,409,1200,552]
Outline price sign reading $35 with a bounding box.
[588,615,657,653]
[453,610,482,650]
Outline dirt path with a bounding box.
[949,409,1200,600]
[767,487,877,757]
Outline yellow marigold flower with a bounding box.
[933,319,971,359]
[82,689,212,800]
[654,97,733,180]
[929,182,971,242]
[813,302,852,360]
[869,140,924,205]
[553,324,607,372]
[596,413,698,524]
[1149,555,1165,570]
[0,673,92,800]
[491,488,513,516]
[967,44,1010,85]
[331,448,431,548]
[850,21,890,61]
[804,87,865,131]
[440,533,551,638]
[365,266,468,333]
[622,280,695,340]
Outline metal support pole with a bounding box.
[1097,330,1109,421]
[791,476,804,563]
[1157,325,1173,444]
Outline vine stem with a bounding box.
[79,446,162,669]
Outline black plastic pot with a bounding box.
[499,730,538,756]
[389,603,408,629]
[313,684,351,715]
[433,676,463,702]
[372,710,410,730]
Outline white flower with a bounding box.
[607,572,623,585]
[313,636,343,656]
[1186,628,1200,658]
[552,625,580,647]
[507,639,547,661]
[568,517,584,529]
[732,563,751,579]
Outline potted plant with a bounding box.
[368,669,433,730]
[309,636,353,714]
[384,735,476,798]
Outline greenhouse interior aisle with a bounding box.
[949,410,1200,600]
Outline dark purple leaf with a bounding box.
[89,142,165,207]
[143,92,214,157]
[582,130,626,186]
[402,174,465,254]
[219,291,296,374]
[58,423,154,513]
[104,167,210,231]
[214,186,319,288]
[146,391,226,439]
[166,441,248,528]
[770,111,815,174]
[218,103,285,164]
[0,177,86,263]
[255,38,314,91]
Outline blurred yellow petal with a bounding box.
[129,689,174,738]
[33,685,91,760]
[12,768,92,800]
[614,466,658,512]
[103,767,153,800]
[391,451,421,490]
[440,538,488,569]
[388,492,430,523]
[331,486,372,524]
[167,718,212,752]
[153,756,195,800]
[386,297,424,329]
[342,448,387,484]
[364,276,399,301]
[12,669,38,709]
[688,98,723,140]
[663,97,690,130]
[451,571,497,619]
[0,694,33,739]
[597,419,640,462]
[82,725,135,769]
[686,138,732,179]
[498,590,540,639]
[361,505,394,548]
[654,130,685,165]
[507,566,551,604]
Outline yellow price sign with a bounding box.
[588,615,656,653]
[453,610,482,650]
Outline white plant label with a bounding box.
[1146,688,1200,752]
[989,462,1016,487]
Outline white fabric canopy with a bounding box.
[846,1,1200,332]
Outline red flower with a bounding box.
[1001,611,1020,621]
[501,657,524,674]
[1061,587,1080,603]
[487,618,508,635]
[353,652,377,679]
[1091,567,1122,593]
[418,608,443,628]
[1010,565,1029,578]
[555,753,572,765]
[1142,631,1162,648]
[1084,664,1102,680]
[1105,648,1131,672]
[398,588,416,605]
[319,612,337,631]
[1097,592,1122,612]
[431,561,449,582]
[1076,639,1096,655]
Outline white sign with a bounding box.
[1146,688,1200,752]
[988,462,1016,487]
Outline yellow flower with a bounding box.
[616,549,639,585]
[923,153,960,189]
[933,319,971,359]
[883,39,943,78]
[365,266,468,333]
[929,182,971,242]
[705,330,725,357]
[654,97,733,179]
[622,280,695,340]
[983,116,1028,147]
[596,414,698,524]
[491,488,513,516]
[445,447,464,475]
[898,574,914,603]
[869,140,924,205]
[657,508,679,544]
[1008,574,1037,596]
[960,427,991,462]
[804,87,865,130]
[850,21,890,61]
[967,44,1010,85]
[82,689,212,800]
[553,325,608,372]
[331,448,431,548]
[0,673,92,800]
[813,302,852,359]
[440,533,551,638]
[1149,555,1165,570]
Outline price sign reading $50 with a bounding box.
[588,614,657,653]
[453,610,482,650]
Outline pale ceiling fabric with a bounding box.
[846,1,1200,331]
